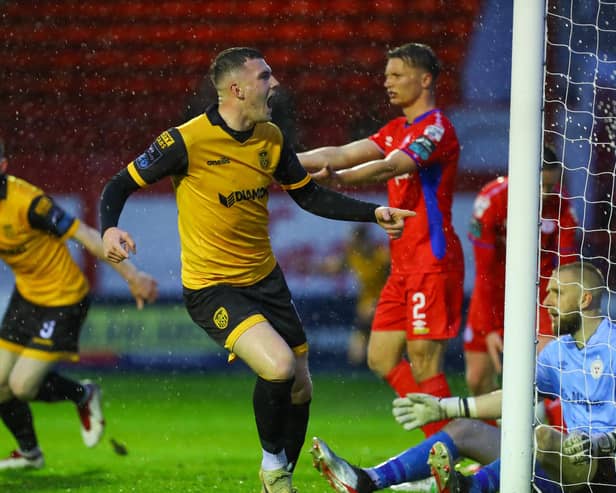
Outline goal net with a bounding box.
[534,0,616,490]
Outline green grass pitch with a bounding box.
[0,371,466,492]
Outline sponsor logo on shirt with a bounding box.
[218,187,268,208]
[206,157,231,166]
[213,307,229,329]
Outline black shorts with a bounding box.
[0,288,90,362]
[183,264,307,359]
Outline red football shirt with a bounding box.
[467,176,579,336]
[369,109,463,274]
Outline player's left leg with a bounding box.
[31,368,104,448]
[233,321,296,493]
[406,338,450,437]
[284,351,312,472]
[0,349,44,469]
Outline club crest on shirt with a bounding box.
[590,357,604,379]
[213,307,229,330]
[258,150,270,169]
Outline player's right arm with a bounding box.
[391,390,503,431]
[71,221,158,309]
[298,139,383,172]
[99,128,188,263]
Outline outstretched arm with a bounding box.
[312,150,417,187]
[298,139,383,172]
[287,180,414,240]
[72,221,158,309]
[392,390,503,431]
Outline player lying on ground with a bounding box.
[311,262,616,493]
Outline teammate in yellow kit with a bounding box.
[0,137,158,469]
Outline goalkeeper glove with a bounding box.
[392,393,477,431]
[562,430,616,464]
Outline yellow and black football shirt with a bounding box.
[102,105,379,290]
[0,175,89,306]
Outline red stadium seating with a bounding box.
[0,0,481,190]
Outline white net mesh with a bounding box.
[534,1,616,490]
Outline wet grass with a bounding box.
[0,371,466,492]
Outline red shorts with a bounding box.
[463,326,495,353]
[464,302,553,353]
[372,270,463,340]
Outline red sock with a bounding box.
[418,373,451,437]
[384,360,420,396]
[544,397,567,433]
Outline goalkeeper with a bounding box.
[311,261,616,493]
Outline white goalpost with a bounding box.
[499,0,545,491]
[503,1,616,491]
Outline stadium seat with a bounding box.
[315,19,358,41]
[0,0,480,182]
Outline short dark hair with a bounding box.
[558,261,605,309]
[387,43,441,80]
[542,145,560,169]
[209,47,264,88]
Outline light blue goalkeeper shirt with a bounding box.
[536,317,616,433]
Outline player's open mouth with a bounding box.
[266,94,275,108]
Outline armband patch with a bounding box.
[135,142,163,170]
[156,131,175,149]
[408,137,436,161]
